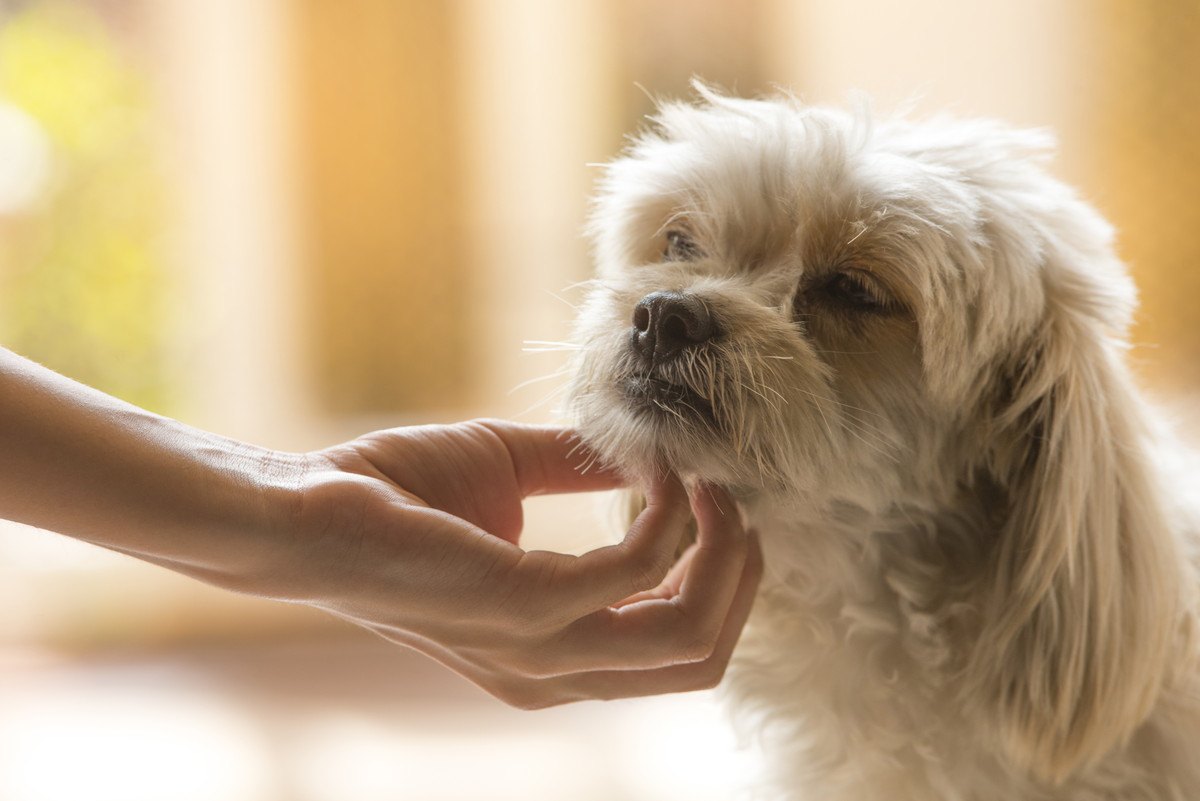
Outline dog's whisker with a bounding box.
[560,277,606,292]
[512,384,570,420]
[840,410,897,441]
[779,383,836,445]
[676,399,706,421]
[652,398,689,424]
[745,363,786,414]
[837,408,896,446]
[541,288,580,311]
[840,413,895,452]
[564,438,587,461]
[812,397,835,446]
[740,381,782,414]
[575,449,603,476]
[840,421,898,462]
[763,385,789,405]
[790,385,887,421]
[508,369,570,395]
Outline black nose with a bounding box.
[631,291,717,364]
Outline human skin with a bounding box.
[0,347,761,707]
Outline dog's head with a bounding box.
[569,88,1103,511]
[567,86,1187,784]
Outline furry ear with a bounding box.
[974,284,1185,783]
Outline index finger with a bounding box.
[478,420,625,497]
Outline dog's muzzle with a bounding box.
[623,290,719,425]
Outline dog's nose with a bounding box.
[631,291,716,363]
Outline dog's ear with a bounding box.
[973,260,1185,783]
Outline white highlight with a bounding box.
[0,102,52,215]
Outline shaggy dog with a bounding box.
[566,86,1200,800]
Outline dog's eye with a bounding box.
[663,230,702,262]
[822,271,891,311]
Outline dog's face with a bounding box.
[568,89,1126,513]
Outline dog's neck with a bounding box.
[739,474,1005,671]
[728,479,1014,795]
[745,467,1000,574]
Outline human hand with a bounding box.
[0,350,760,706]
[278,420,762,708]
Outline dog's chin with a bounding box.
[574,375,754,486]
[622,375,718,428]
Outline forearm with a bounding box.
[0,348,304,589]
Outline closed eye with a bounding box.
[663,229,703,262]
[820,271,894,312]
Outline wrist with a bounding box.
[164,434,312,596]
[0,347,322,597]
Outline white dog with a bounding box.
[566,86,1200,800]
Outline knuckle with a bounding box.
[466,418,521,450]
[465,416,508,433]
[510,561,569,627]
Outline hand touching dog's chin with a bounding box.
[563,84,1200,800]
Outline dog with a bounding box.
[565,85,1200,800]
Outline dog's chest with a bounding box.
[725,508,989,797]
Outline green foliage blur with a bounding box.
[0,2,170,412]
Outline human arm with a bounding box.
[0,348,762,706]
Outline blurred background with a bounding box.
[0,1,1197,799]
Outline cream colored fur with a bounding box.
[566,85,1200,800]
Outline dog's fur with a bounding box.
[566,86,1200,800]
